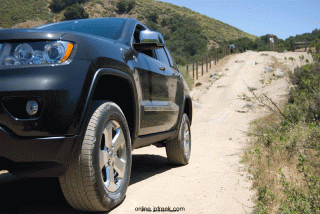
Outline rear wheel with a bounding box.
[59,101,132,212]
[166,113,191,165]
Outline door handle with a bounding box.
[159,66,166,71]
[175,73,181,78]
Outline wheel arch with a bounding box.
[183,95,193,125]
[78,68,139,141]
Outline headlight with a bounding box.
[0,41,74,66]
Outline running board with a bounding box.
[132,130,178,150]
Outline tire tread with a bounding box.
[59,102,128,211]
[166,114,191,165]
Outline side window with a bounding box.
[155,48,170,66]
[164,48,179,71]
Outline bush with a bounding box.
[116,0,135,14]
[127,0,136,12]
[49,0,67,12]
[63,4,89,21]
[146,12,159,23]
[49,0,89,13]
[116,0,127,14]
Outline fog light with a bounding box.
[26,101,39,116]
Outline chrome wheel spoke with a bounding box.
[100,150,110,170]
[113,129,125,152]
[103,122,113,149]
[184,130,190,142]
[107,165,116,192]
[113,156,126,178]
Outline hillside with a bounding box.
[0,0,256,63]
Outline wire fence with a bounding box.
[186,46,238,80]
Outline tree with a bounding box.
[49,0,89,13]
[126,0,136,13]
[49,0,67,12]
[146,12,159,23]
[116,0,127,14]
[63,4,89,21]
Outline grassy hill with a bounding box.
[0,0,256,63]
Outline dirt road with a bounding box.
[116,51,311,214]
[0,51,312,213]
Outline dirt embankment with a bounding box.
[0,51,312,214]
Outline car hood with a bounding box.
[0,29,66,41]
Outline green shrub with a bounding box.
[116,0,135,14]
[137,14,144,21]
[116,0,127,14]
[49,0,89,13]
[146,12,159,23]
[63,4,89,21]
[279,155,320,213]
[127,0,136,12]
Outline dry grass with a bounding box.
[270,56,290,72]
[12,19,47,29]
[243,60,320,212]
[241,56,320,213]
[244,112,315,213]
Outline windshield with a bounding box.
[35,18,127,40]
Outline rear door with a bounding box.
[149,47,179,132]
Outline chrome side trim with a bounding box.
[142,101,179,112]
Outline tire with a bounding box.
[59,101,132,212]
[166,113,191,165]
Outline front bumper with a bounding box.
[0,127,81,164]
[0,59,91,138]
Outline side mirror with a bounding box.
[133,30,164,51]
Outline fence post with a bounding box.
[216,48,218,64]
[186,64,189,77]
[193,62,195,79]
[209,54,212,69]
[201,58,204,76]
[305,40,308,51]
[206,57,208,73]
[196,60,198,80]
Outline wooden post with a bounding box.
[206,57,208,73]
[196,60,198,80]
[216,48,218,64]
[201,58,204,76]
[305,40,307,51]
[209,54,211,69]
[193,62,195,79]
[186,65,189,77]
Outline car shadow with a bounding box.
[0,154,173,213]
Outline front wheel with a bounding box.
[59,101,132,212]
[166,114,191,165]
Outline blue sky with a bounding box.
[159,0,320,40]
